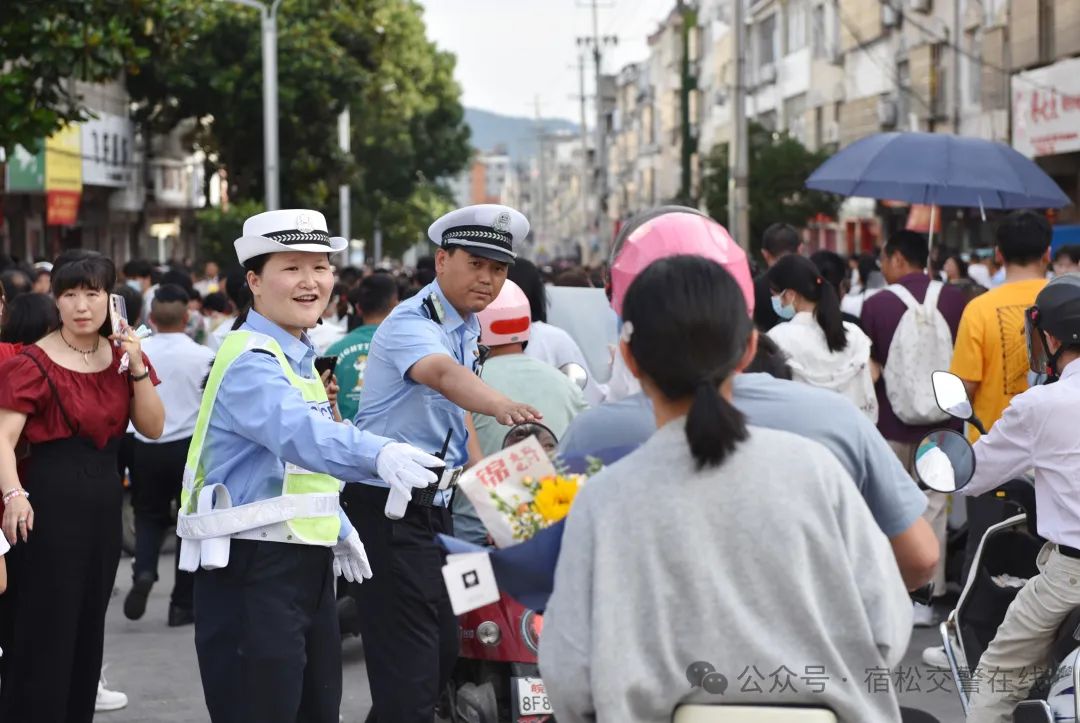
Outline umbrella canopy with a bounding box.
[806,132,1070,209]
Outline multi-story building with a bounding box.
[447,149,515,208]
[2,78,206,263]
[1009,0,1080,219]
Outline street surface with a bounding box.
[99,556,965,722]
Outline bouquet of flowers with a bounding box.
[491,473,586,542]
[458,437,602,547]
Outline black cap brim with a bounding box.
[445,243,516,265]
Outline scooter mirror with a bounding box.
[914,429,976,493]
[559,362,589,391]
[932,371,973,420]
[502,422,559,454]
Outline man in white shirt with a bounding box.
[961,274,1080,723]
[123,284,215,627]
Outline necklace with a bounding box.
[59,328,100,366]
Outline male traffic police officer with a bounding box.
[176,209,442,722]
[351,204,542,721]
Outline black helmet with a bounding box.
[1025,273,1080,378]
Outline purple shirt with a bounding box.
[860,273,969,443]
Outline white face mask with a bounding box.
[126,279,142,292]
[771,292,796,320]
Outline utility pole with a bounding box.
[729,0,751,249]
[572,54,591,251]
[535,97,547,253]
[577,0,617,251]
[224,0,283,210]
[337,108,350,240]
[678,0,698,204]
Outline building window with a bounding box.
[811,4,827,58]
[787,0,808,54]
[757,14,777,69]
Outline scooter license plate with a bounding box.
[514,676,554,719]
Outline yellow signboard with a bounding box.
[45,123,82,193]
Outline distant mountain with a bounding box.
[464,107,579,163]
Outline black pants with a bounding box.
[0,436,122,723]
[347,484,458,723]
[194,539,341,723]
[131,437,193,609]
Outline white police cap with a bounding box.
[427,204,529,265]
[234,209,348,264]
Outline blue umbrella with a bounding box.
[806,132,1070,210]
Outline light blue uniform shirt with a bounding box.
[354,280,479,504]
[202,310,392,540]
[558,373,927,538]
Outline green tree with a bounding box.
[195,199,265,268]
[127,0,471,259]
[702,123,841,257]
[0,0,153,152]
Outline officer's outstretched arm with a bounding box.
[409,354,542,426]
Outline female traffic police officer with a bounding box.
[350,204,542,722]
[176,209,442,723]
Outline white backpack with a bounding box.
[883,281,953,425]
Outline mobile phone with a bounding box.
[109,294,129,338]
[314,355,339,377]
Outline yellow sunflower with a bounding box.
[532,476,582,523]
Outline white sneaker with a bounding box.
[922,645,950,669]
[912,601,936,627]
[96,677,128,712]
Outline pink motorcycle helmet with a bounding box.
[477,279,532,346]
[608,206,754,318]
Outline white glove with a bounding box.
[376,442,442,499]
[333,529,373,583]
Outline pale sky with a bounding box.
[417,0,676,123]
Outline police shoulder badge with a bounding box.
[492,211,511,234]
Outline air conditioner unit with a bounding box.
[881,3,900,27]
[714,89,729,106]
[878,97,899,127]
[824,122,840,144]
[909,0,932,11]
[759,64,777,84]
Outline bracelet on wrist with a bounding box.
[2,488,29,504]
[130,368,150,382]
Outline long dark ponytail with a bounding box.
[767,254,848,353]
[621,255,752,469]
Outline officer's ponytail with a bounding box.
[621,255,752,470]
[231,254,270,330]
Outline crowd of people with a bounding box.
[0,201,1071,723]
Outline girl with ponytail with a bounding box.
[766,254,879,421]
[541,254,912,723]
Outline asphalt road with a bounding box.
[98,557,966,722]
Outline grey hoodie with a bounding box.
[539,422,911,723]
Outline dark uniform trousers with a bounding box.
[346,483,458,723]
[131,437,194,609]
[193,539,341,723]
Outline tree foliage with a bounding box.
[126,0,471,258]
[0,0,153,153]
[702,123,841,256]
[195,199,266,268]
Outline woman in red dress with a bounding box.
[0,252,164,722]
